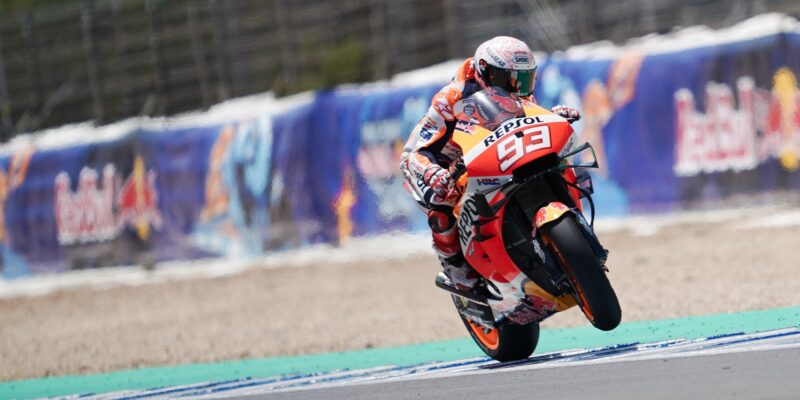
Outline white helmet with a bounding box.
[473,36,537,97]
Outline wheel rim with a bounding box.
[467,320,499,350]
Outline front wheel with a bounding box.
[543,215,621,331]
[452,296,540,361]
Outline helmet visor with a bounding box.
[483,64,537,97]
[509,68,536,97]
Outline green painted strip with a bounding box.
[3,306,800,399]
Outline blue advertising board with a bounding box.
[1,30,799,278]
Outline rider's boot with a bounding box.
[435,252,501,304]
[439,253,480,291]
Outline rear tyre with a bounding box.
[544,215,621,331]
[452,295,540,361]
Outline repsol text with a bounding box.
[483,116,544,147]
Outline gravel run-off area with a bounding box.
[2,208,800,381]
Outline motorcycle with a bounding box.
[434,87,621,361]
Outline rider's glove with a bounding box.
[552,105,581,123]
[423,165,452,197]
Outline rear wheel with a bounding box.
[452,295,540,361]
[543,215,621,331]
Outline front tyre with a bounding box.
[544,215,621,331]
[452,296,540,361]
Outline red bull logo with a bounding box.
[118,155,163,241]
[54,155,162,245]
[54,166,117,245]
[674,68,800,176]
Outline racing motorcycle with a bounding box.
[434,87,621,361]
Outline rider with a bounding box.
[399,36,581,291]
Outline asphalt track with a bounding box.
[84,327,798,400]
[256,346,800,400]
[4,308,800,399]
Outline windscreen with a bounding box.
[456,87,526,131]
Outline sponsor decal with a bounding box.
[531,236,547,263]
[534,202,569,228]
[674,69,800,176]
[54,166,118,245]
[463,104,476,116]
[526,293,558,316]
[457,196,480,248]
[118,155,163,241]
[485,47,506,67]
[455,118,478,134]
[506,302,548,325]
[422,118,440,132]
[476,177,501,186]
[54,157,162,246]
[512,51,530,66]
[475,103,492,121]
[482,116,545,147]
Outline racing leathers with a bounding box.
[399,58,580,290]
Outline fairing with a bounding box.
[451,88,580,323]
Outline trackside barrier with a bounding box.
[1,23,799,277]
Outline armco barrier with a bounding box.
[1,19,799,278]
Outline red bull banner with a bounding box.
[1,21,799,278]
[535,30,800,212]
[674,69,800,175]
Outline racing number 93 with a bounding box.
[497,126,552,172]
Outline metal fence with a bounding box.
[0,0,799,140]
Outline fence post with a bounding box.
[442,0,461,59]
[186,2,212,108]
[0,35,12,141]
[574,0,590,44]
[111,0,133,117]
[274,0,296,94]
[21,11,44,130]
[210,0,231,101]
[369,0,389,80]
[223,0,243,97]
[640,0,657,34]
[145,0,170,116]
[82,0,106,125]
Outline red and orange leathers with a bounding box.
[400,58,536,259]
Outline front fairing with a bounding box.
[451,90,579,322]
[451,95,574,197]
